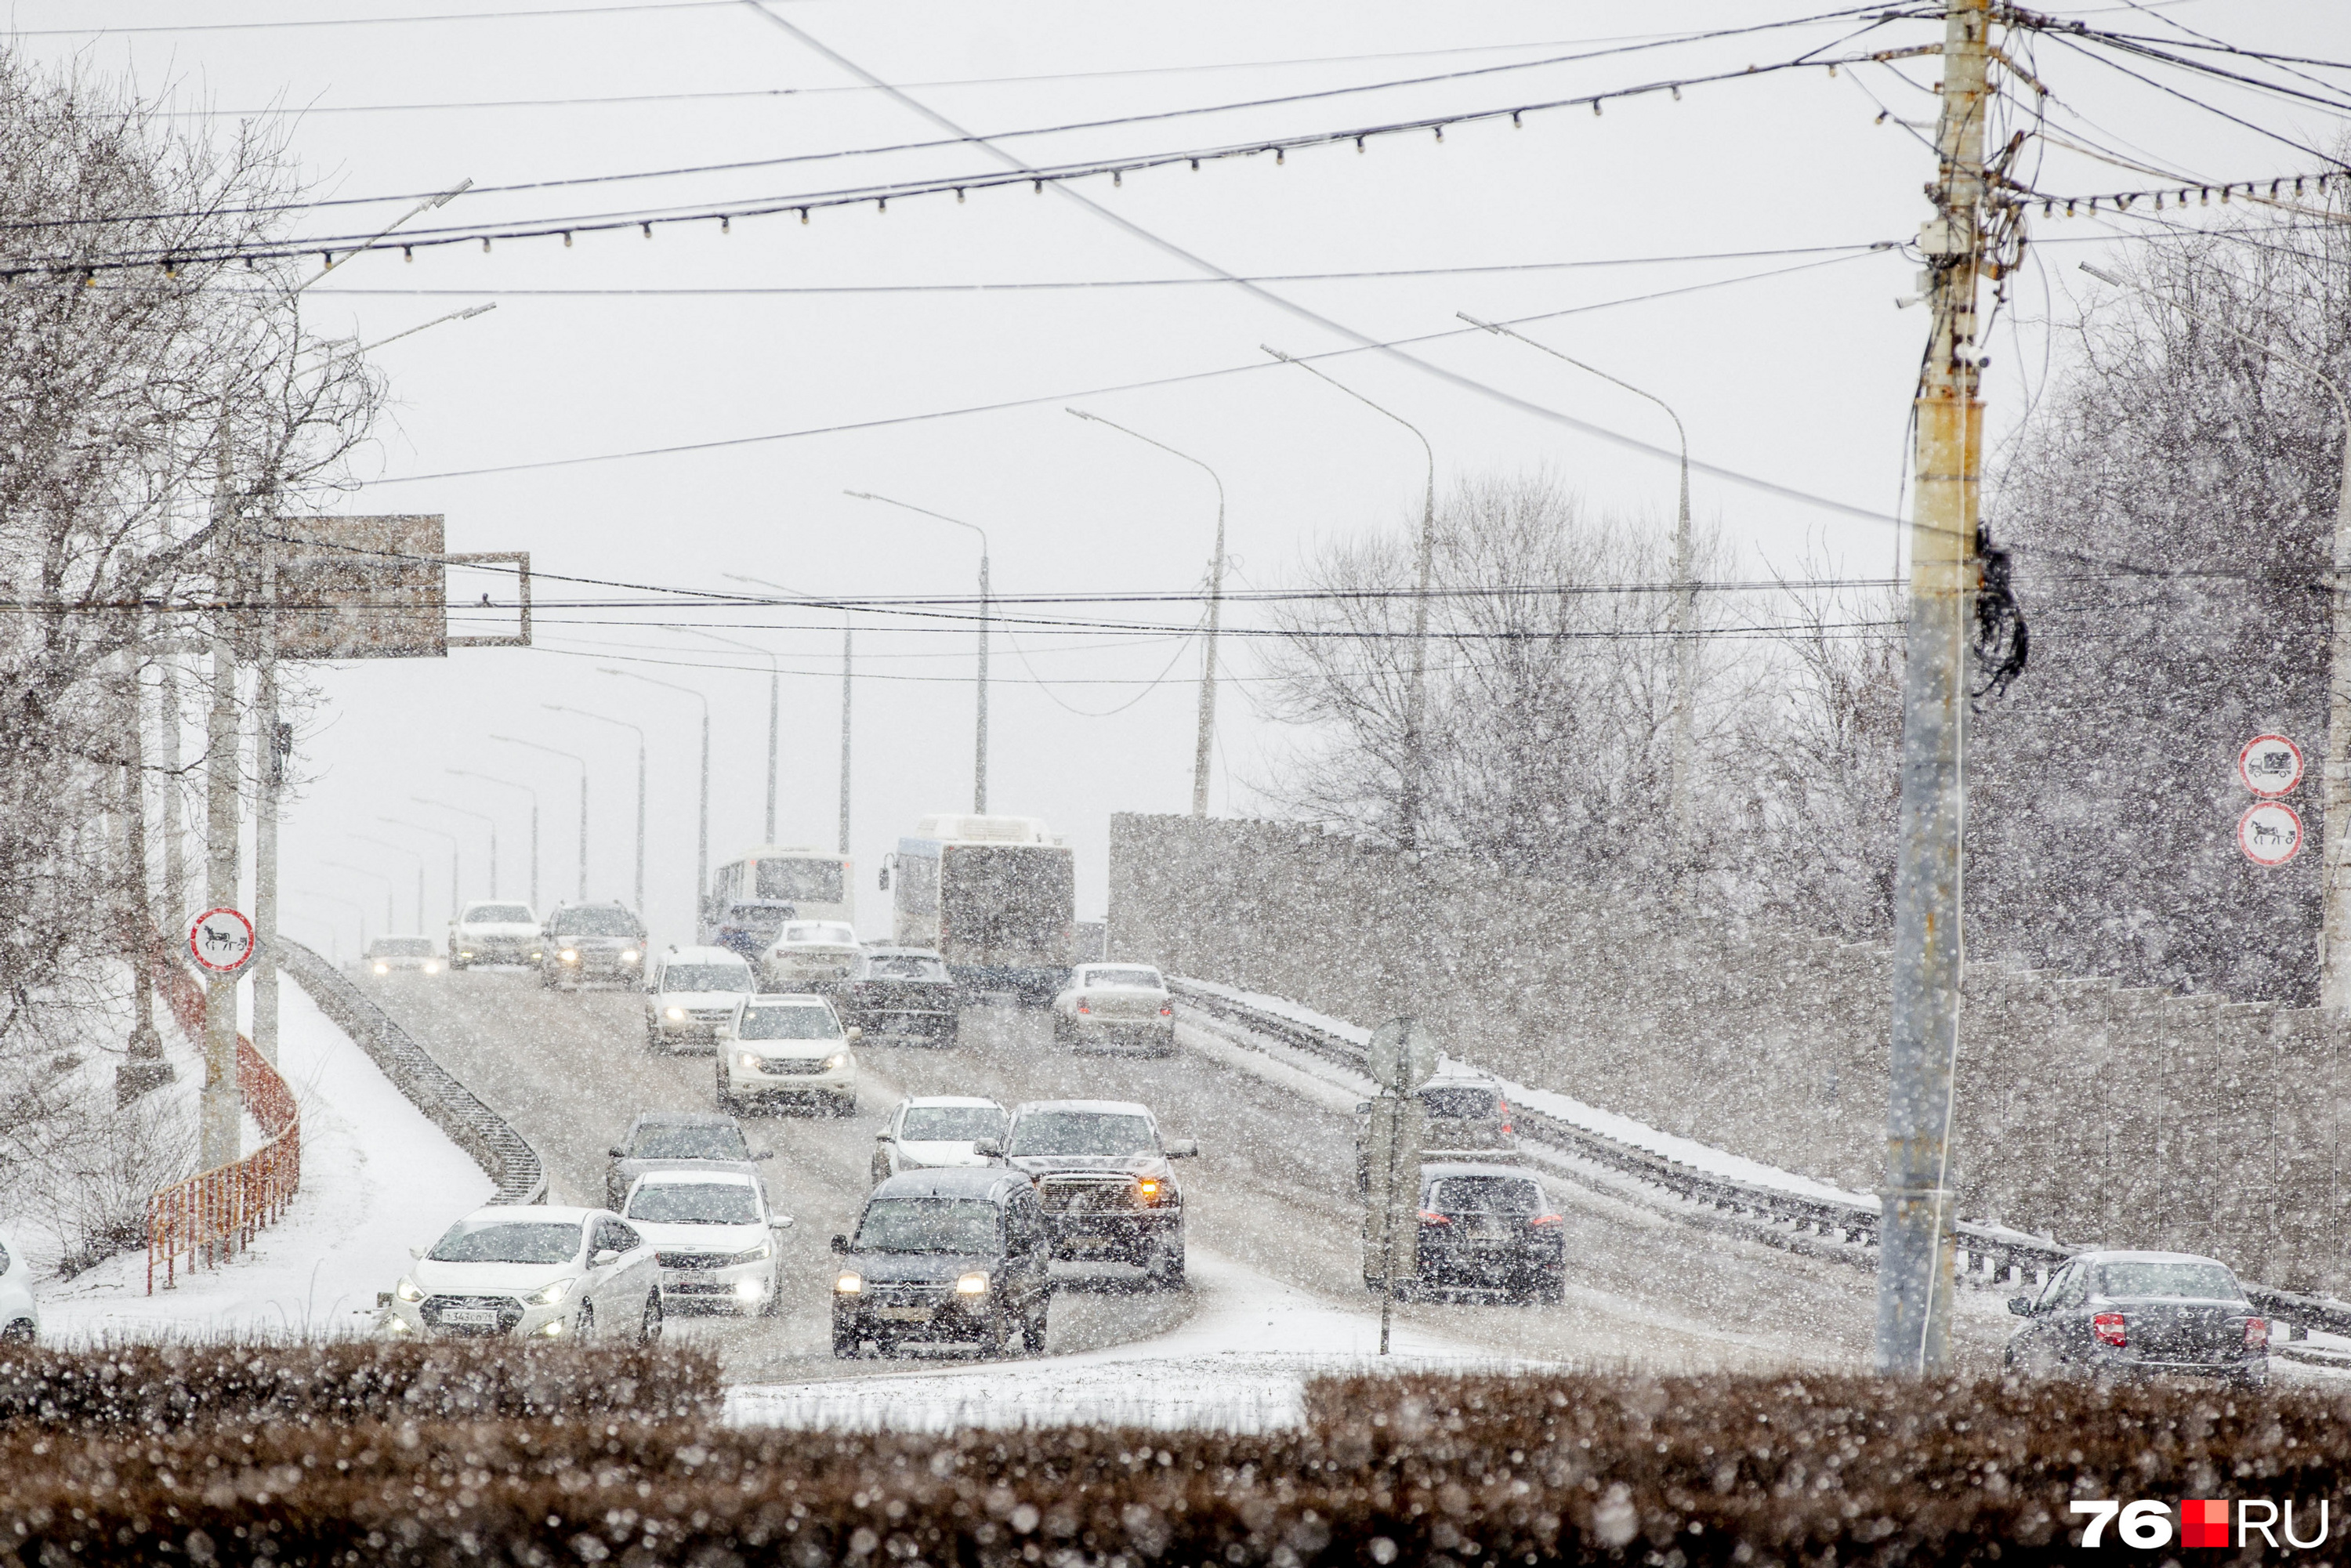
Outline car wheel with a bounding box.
[979,1309,1013,1358]
[759,1275,783,1318]
[1025,1300,1050,1355]
[575,1301,594,1340]
[0,1319,34,1345]
[640,1291,664,1343]
[1148,1240,1186,1292]
[1538,1269,1566,1305]
[832,1324,860,1359]
[835,1094,857,1119]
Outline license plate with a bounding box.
[442,1309,498,1326]
[876,1305,933,1323]
[1068,1234,1118,1251]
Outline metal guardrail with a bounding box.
[275,938,547,1206]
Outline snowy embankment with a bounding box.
[37,980,492,1342]
[727,1249,1511,1435]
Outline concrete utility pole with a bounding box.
[682,629,780,843]
[157,658,188,928]
[1457,314,1698,900]
[199,432,242,1172]
[1066,408,1229,818]
[117,657,171,1103]
[1876,0,1992,1377]
[843,493,991,815]
[489,737,589,903]
[1263,346,1438,849]
[251,543,283,1065]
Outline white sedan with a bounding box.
[869,1096,1010,1186]
[364,936,443,976]
[1051,963,1176,1056]
[761,920,864,990]
[621,1169,791,1315]
[0,1227,38,1343]
[385,1205,661,1342]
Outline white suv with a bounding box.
[761,920,864,991]
[448,900,541,969]
[716,993,859,1117]
[644,947,756,1052]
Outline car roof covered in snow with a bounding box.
[624,1110,739,1129]
[900,1095,1002,1110]
[658,946,750,968]
[868,1168,1028,1204]
[454,1204,603,1226]
[1420,1161,1544,1184]
[1009,1099,1154,1121]
[2070,1249,2232,1268]
[625,1168,759,1190]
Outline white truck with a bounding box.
[882,814,1075,1006]
[447,900,542,969]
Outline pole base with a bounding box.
[116,1026,176,1104]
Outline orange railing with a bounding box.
[145,954,302,1293]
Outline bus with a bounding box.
[883,814,1074,1005]
[704,846,855,945]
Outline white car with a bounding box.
[448,900,542,969]
[1051,963,1176,1056]
[364,935,443,976]
[643,946,756,1052]
[717,993,860,1117]
[621,1169,791,1315]
[385,1205,661,1342]
[762,920,864,991]
[869,1096,1009,1186]
[0,1227,39,1343]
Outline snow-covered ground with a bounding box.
[34,980,493,1343]
[727,1248,1512,1433]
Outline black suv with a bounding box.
[989,1099,1195,1289]
[831,1168,1052,1357]
[538,901,648,990]
[1368,1162,1565,1303]
[840,947,959,1045]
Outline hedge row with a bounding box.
[5,1361,2348,1565]
[0,1341,718,1428]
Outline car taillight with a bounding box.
[1159,1005,1172,1016]
[2246,1316,2270,1349]
[1418,1211,1451,1225]
[2092,1312,2128,1348]
[1077,1001,1090,1013]
[1499,1098,1512,1135]
[1528,1214,1563,1226]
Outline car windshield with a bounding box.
[782,922,857,946]
[465,904,533,924]
[902,1106,1008,1143]
[1081,967,1161,990]
[723,906,792,939]
[854,1197,1001,1255]
[1421,1086,1502,1120]
[739,1005,841,1041]
[2095,1262,2242,1300]
[627,1123,749,1160]
[663,963,751,993]
[1006,1111,1155,1157]
[626,1182,760,1225]
[869,955,948,981]
[372,937,435,957]
[1429,1176,1544,1214]
[428,1219,582,1265]
[549,907,640,936]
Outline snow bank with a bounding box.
[35,981,494,1342]
[727,1249,1520,1434]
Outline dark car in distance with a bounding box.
[709,900,796,967]
[1353,1074,1521,1197]
[2005,1249,2269,1387]
[831,1168,1052,1358]
[989,1099,1195,1290]
[539,901,648,990]
[839,947,960,1045]
[1367,1162,1564,1303]
[604,1110,770,1211]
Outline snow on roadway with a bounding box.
[726,1248,1510,1434]
[38,979,492,1343]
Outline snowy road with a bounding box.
[355,969,2013,1383]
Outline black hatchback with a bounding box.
[1371,1162,1565,1303]
[839,947,959,1045]
[831,1168,1052,1358]
[2005,1249,2268,1388]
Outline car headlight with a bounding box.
[955,1272,990,1295]
[394,1276,424,1303]
[459,951,474,959]
[539,1318,567,1337]
[525,1277,575,1307]
[729,1240,775,1265]
[821,1051,851,1071]
[373,961,389,975]
[559,949,579,964]
[835,1272,863,1295]
[529,950,543,961]
[621,949,640,964]
[423,961,440,975]
[739,1052,763,1070]
[386,1315,412,1334]
[734,1278,763,1300]
[665,1006,686,1021]
[1136,1178,1165,1204]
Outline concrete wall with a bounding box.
[1109,813,2351,1293]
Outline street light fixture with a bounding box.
[449,769,541,910]
[843,491,992,814]
[548,704,646,914]
[1262,345,1438,851]
[1458,312,1698,901]
[379,817,461,925]
[321,860,397,933]
[350,834,428,931]
[413,797,499,899]
[490,736,590,904]
[681,628,780,844]
[724,574,853,855]
[598,670,710,927]
[1066,407,1228,819]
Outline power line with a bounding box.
[11,1,741,34]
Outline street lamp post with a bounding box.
[292,890,371,965]
[723,574,854,854]
[413,798,499,900]
[321,861,398,934]
[489,737,589,903]
[379,817,462,925]
[1263,346,1438,852]
[683,628,780,843]
[598,671,710,928]
[842,492,991,814]
[1458,313,1697,902]
[1066,407,1228,817]
[449,770,541,910]
[548,704,646,914]
[350,834,429,930]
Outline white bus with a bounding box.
[705,846,854,935]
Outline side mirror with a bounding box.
[592,1248,621,1268]
[2007,1296,2035,1317]
[772,1215,795,1229]
[1164,1138,1199,1159]
[845,1027,863,1043]
[753,1150,774,1161]
[878,868,891,891]
[409,1245,425,1260]
[973,1138,1003,1159]
[875,1132,892,1143]
[1355,1102,1372,1116]
[608,1146,625,1160]
[830,1234,849,1254]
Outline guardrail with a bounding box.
[1170,979,2351,1342]
[273,937,546,1205]
[145,960,301,1293]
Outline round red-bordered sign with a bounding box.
[2238,802,2305,867]
[2239,733,2305,797]
[187,907,255,974]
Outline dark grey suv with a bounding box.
[539,901,647,990]
[2004,1249,2268,1387]
[604,1111,770,1211]
[831,1168,1052,1358]
[990,1099,1195,1289]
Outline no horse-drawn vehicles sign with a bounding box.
[188,907,255,975]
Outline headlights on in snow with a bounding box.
[394,1277,424,1303]
[372,961,389,975]
[821,1051,851,1071]
[665,1006,686,1021]
[559,949,579,965]
[526,1277,575,1308]
[834,1272,864,1295]
[955,1272,990,1296]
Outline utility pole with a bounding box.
[117,656,171,1102]
[251,542,284,1064]
[201,432,242,1171]
[158,657,188,928]
[840,618,853,855]
[1875,0,1991,1376]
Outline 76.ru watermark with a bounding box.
[2072,1499,2330,1550]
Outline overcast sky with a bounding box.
[21,1,2346,953]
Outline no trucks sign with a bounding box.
[188,907,256,975]
[2238,733,2305,798]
